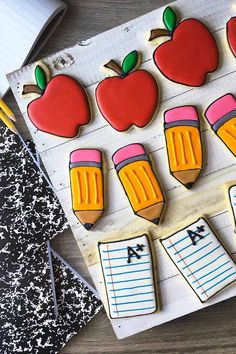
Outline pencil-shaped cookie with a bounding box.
[164,105,203,189]
[205,94,236,157]
[112,143,165,225]
[69,149,104,230]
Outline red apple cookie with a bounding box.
[95,50,159,132]
[227,17,236,57]
[149,7,219,87]
[22,63,91,138]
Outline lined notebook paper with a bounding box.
[0,0,67,97]
[98,234,158,319]
[228,183,236,231]
[161,217,236,302]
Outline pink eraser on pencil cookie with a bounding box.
[205,94,236,125]
[164,106,198,123]
[112,143,146,165]
[70,149,102,163]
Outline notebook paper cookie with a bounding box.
[98,234,159,319]
[160,217,236,303]
[225,181,236,232]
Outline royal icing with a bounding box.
[205,94,236,157]
[95,50,159,132]
[69,149,104,230]
[149,7,219,87]
[227,17,236,58]
[164,105,202,189]
[160,217,236,303]
[22,62,91,138]
[225,182,236,232]
[112,143,165,225]
[98,234,159,319]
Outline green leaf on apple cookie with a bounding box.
[122,50,139,75]
[35,65,47,91]
[163,7,177,32]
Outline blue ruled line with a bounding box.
[110,284,153,292]
[111,291,154,299]
[177,241,212,263]
[102,254,149,261]
[182,245,221,269]
[107,277,151,284]
[113,306,155,313]
[192,260,231,283]
[187,253,225,277]
[201,272,236,294]
[105,261,150,269]
[106,268,151,277]
[112,299,154,306]
[196,266,233,289]
[174,233,210,255]
[102,247,127,253]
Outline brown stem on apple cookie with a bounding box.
[148,28,170,41]
[22,84,42,95]
[104,60,123,76]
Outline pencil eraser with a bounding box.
[205,94,236,125]
[164,106,198,123]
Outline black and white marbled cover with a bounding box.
[0,244,103,353]
[0,123,68,259]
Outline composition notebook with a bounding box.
[0,0,67,97]
[7,0,236,339]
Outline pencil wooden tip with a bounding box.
[173,169,201,189]
[10,115,17,122]
[75,210,103,230]
[137,202,164,224]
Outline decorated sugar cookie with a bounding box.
[22,62,91,138]
[160,217,236,303]
[69,149,104,230]
[164,105,203,189]
[227,16,236,57]
[205,93,236,157]
[98,233,159,319]
[149,7,219,87]
[95,50,159,132]
[225,181,236,232]
[112,143,165,225]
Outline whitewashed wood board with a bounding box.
[7,0,236,339]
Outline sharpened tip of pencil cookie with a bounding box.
[151,218,160,225]
[84,223,93,231]
[185,182,194,190]
[10,114,17,122]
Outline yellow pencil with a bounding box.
[0,110,18,134]
[0,98,16,121]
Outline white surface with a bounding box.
[0,0,66,97]
[7,0,236,339]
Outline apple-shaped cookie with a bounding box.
[149,7,219,87]
[227,17,236,58]
[22,63,90,138]
[95,50,159,132]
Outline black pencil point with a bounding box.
[84,223,93,231]
[185,182,194,190]
[151,218,160,225]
